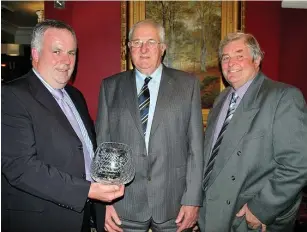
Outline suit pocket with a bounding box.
[176,165,187,180]
[244,130,265,140]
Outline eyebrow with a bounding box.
[52,46,76,53]
[222,49,244,57]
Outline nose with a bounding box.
[228,57,236,66]
[140,43,148,53]
[62,54,72,65]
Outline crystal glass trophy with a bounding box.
[91,142,135,185]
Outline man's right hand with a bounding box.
[105,205,123,232]
[88,183,125,202]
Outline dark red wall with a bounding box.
[279,7,307,100]
[245,1,307,99]
[45,1,307,119]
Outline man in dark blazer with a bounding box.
[96,20,204,232]
[1,19,124,232]
[198,32,307,232]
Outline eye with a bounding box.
[132,40,142,47]
[148,40,157,46]
[237,55,244,60]
[222,56,230,62]
[69,51,76,56]
[53,50,60,55]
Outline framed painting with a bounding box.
[121,1,245,126]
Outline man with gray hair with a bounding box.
[96,19,204,232]
[198,32,307,232]
[2,19,124,232]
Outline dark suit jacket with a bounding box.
[96,66,204,223]
[199,72,307,232]
[1,71,105,232]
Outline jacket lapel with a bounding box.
[27,71,79,141]
[150,67,175,137]
[203,89,230,166]
[207,73,265,189]
[65,85,96,148]
[122,71,144,137]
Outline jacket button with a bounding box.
[82,173,86,179]
[237,151,241,156]
[226,200,231,205]
[78,145,83,150]
[231,175,235,181]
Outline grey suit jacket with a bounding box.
[96,66,204,222]
[199,72,307,232]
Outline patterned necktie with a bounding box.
[53,89,92,181]
[138,77,152,135]
[203,92,239,191]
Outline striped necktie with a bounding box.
[138,77,152,135]
[53,89,93,181]
[203,92,239,191]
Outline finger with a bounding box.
[177,217,190,232]
[100,184,120,193]
[114,189,124,199]
[247,223,260,230]
[111,210,122,226]
[106,219,123,232]
[175,210,184,223]
[261,224,267,232]
[236,205,246,217]
[176,222,187,232]
[105,223,119,232]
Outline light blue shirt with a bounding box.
[211,77,255,150]
[135,64,163,152]
[33,68,94,181]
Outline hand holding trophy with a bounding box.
[91,142,135,185]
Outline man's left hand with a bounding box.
[175,205,199,232]
[236,203,267,232]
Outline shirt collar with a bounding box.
[32,68,64,95]
[135,64,163,84]
[231,76,255,100]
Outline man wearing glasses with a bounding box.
[96,19,204,232]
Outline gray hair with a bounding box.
[31,19,77,53]
[128,19,165,43]
[218,32,264,62]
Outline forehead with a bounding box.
[223,38,248,54]
[132,23,159,40]
[43,28,76,47]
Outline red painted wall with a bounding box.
[45,1,121,119]
[245,1,307,99]
[45,1,307,120]
[245,1,281,81]
[279,7,307,100]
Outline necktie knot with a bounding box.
[144,77,152,85]
[230,92,239,104]
[53,88,64,101]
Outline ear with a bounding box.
[31,48,39,62]
[254,56,261,68]
[160,43,167,55]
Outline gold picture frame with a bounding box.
[121,1,245,125]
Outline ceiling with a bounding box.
[1,1,44,44]
[1,1,44,28]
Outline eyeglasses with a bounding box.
[221,55,245,63]
[129,39,161,48]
